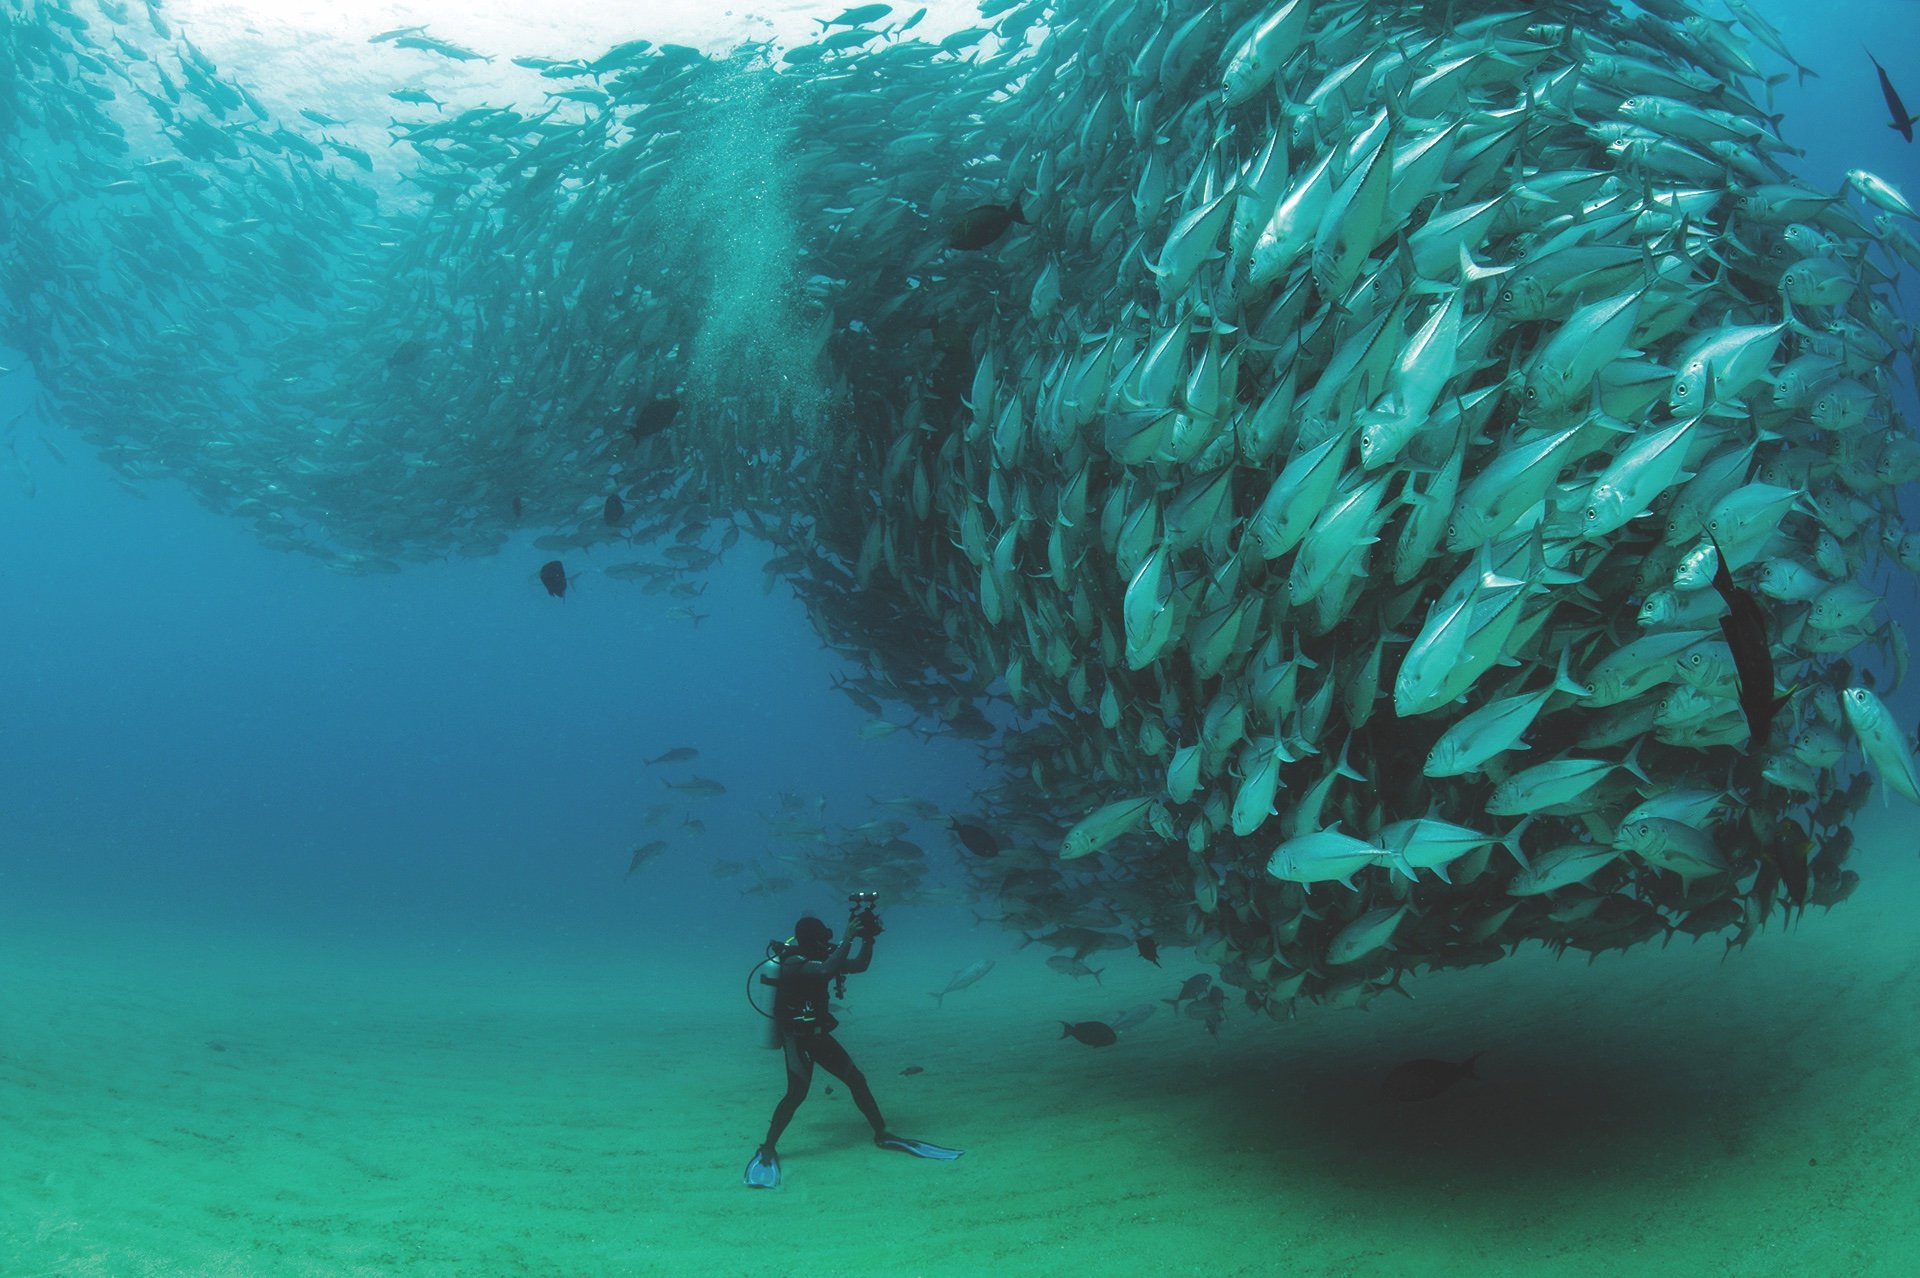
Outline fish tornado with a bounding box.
[3,1,1917,1015]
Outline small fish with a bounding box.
[630,397,680,442]
[386,339,425,368]
[711,859,747,878]
[645,747,699,766]
[929,959,994,1007]
[819,3,891,27]
[666,777,726,797]
[1046,955,1104,983]
[900,1064,924,1076]
[948,198,1027,250]
[604,493,625,525]
[1059,1020,1118,1047]
[1164,973,1211,1008]
[393,34,492,62]
[1135,934,1160,966]
[368,25,429,43]
[1109,1004,1156,1032]
[538,560,568,598]
[626,840,669,876]
[951,819,999,858]
[1867,50,1920,143]
[1382,1053,1483,1101]
[1705,532,1789,750]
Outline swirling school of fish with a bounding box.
[6,0,1920,1019]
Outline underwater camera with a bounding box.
[848,890,883,938]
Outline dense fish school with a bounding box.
[5,0,1919,1018]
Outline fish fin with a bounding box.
[1458,241,1511,283]
[1504,814,1536,859]
[1552,647,1594,699]
[1621,738,1652,786]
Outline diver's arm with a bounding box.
[795,934,860,979]
[841,935,875,974]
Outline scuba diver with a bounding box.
[744,893,962,1188]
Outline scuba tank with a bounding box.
[746,938,788,1050]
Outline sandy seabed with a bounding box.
[4,818,1918,1278]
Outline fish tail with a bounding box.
[1551,647,1593,699]
[1010,197,1027,224]
[929,991,944,1008]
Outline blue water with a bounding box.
[0,356,986,959]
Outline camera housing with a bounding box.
[847,891,883,939]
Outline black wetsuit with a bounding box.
[761,932,887,1152]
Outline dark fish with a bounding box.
[948,198,1027,250]
[1135,934,1160,966]
[1810,869,1861,910]
[630,397,680,442]
[900,1064,924,1076]
[1769,834,1812,910]
[1672,898,1744,940]
[539,560,568,598]
[604,493,625,525]
[1867,51,1920,143]
[510,495,523,521]
[1382,1052,1483,1101]
[1164,973,1211,1008]
[1705,532,1788,750]
[626,840,669,876]
[1060,1020,1117,1047]
[386,338,425,368]
[645,746,699,766]
[952,819,999,858]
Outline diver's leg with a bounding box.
[762,1037,814,1152]
[809,1033,888,1138]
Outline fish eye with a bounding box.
[1585,506,1598,522]
[1525,386,1537,400]
[1500,289,1512,304]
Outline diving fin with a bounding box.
[743,1145,781,1188]
[875,1133,964,1160]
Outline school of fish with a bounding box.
[3,0,1918,1020]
